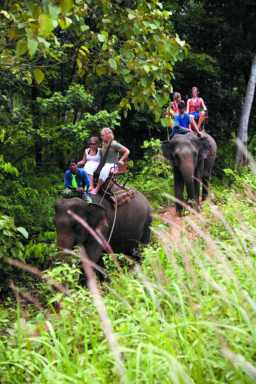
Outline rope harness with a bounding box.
[98,177,117,244]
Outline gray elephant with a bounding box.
[53,190,152,284]
[161,132,216,213]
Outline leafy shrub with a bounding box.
[131,138,174,208]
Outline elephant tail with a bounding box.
[140,206,153,245]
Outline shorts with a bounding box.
[189,112,200,119]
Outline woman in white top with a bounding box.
[77,137,102,191]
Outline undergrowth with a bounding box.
[1,170,256,383]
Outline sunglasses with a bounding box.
[90,143,96,145]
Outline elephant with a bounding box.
[161,132,216,214]
[53,190,152,284]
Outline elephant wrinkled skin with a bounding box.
[161,133,216,213]
[53,190,152,284]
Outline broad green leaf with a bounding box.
[155,94,166,107]
[177,51,184,61]
[100,30,108,37]
[122,69,130,75]
[37,37,50,48]
[96,68,103,76]
[11,247,21,258]
[25,0,35,12]
[124,110,127,118]
[34,68,45,84]
[109,59,117,70]
[160,118,171,127]
[27,38,38,58]
[16,40,28,57]
[8,29,15,41]
[149,24,157,29]
[144,65,149,73]
[158,42,165,53]
[17,227,29,239]
[98,34,106,42]
[60,0,73,17]
[154,70,161,80]
[81,25,89,32]
[38,14,48,35]
[128,14,136,19]
[165,44,173,53]
[141,78,147,87]
[124,74,133,83]
[102,43,108,51]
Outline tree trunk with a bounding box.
[236,55,256,167]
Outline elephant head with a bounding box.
[161,133,216,212]
[53,197,108,264]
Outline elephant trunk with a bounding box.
[180,162,195,202]
[57,233,75,251]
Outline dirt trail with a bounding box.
[157,198,211,243]
[158,206,187,243]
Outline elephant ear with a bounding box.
[87,203,108,232]
[198,136,216,160]
[160,140,173,162]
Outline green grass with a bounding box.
[1,171,256,383]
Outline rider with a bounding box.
[166,92,185,135]
[171,102,193,138]
[187,87,207,132]
[171,102,205,139]
[90,128,130,195]
[62,159,92,203]
[169,92,185,116]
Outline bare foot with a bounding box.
[90,189,98,195]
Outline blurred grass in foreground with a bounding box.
[1,172,256,383]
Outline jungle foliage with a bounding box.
[0,1,256,379]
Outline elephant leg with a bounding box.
[78,238,106,287]
[202,176,210,201]
[173,167,185,214]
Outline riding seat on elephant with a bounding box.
[161,132,216,214]
[53,190,152,285]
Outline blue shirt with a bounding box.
[174,112,192,128]
[64,169,91,197]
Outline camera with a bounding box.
[194,105,199,113]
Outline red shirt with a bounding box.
[189,98,201,113]
[171,101,179,116]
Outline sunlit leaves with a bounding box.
[8,29,15,41]
[34,68,45,84]
[0,0,188,123]
[109,59,117,70]
[27,39,38,58]
[16,41,28,57]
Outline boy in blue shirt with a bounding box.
[62,159,92,203]
[171,102,204,139]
